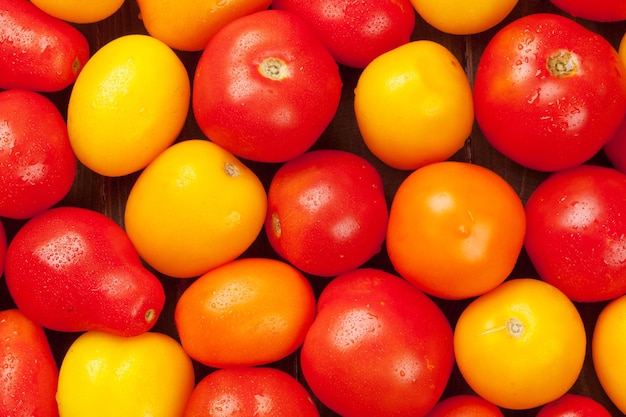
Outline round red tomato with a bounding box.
[264,149,388,277]
[0,220,6,277]
[524,164,626,302]
[536,393,612,417]
[549,0,626,22]
[300,268,454,417]
[425,395,504,417]
[474,13,626,172]
[192,9,342,163]
[603,114,626,173]
[270,0,415,68]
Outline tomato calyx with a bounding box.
[546,49,579,78]
[259,57,289,81]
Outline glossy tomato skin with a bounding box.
[265,149,388,277]
[425,395,504,417]
[549,0,626,22]
[192,9,342,163]
[300,268,454,417]
[184,367,320,417]
[474,13,626,172]
[0,220,6,277]
[270,0,415,68]
[603,114,626,173]
[4,207,166,336]
[524,164,626,302]
[536,393,612,417]
[0,89,77,219]
[0,0,90,92]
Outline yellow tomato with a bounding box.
[354,40,474,170]
[56,331,195,417]
[29,0,126,23]
[136,0,272,51]
[454,278,586,410]
[592,294,626,414]
[67,34,190,177]
[410,0,519,35]
[124,139,267,278]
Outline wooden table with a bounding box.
[2,0,626,415]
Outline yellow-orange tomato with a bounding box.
[592,294,626,414]
[124,139,267,278]
[29,0,125,23]
[174,257,316,368]
[619,32,626,65]
[136,0,272,51]
[409,0,518,35]
[386,161,525,300]
[454,278,586,410]
[354,40,474,170]
[56,330,195,417]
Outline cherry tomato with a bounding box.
[192,9,342,163]
[549,0,626,22]
[524,164,626,302]
[536,393,612,417]
[300,268,454,417]
[265,149,388,277]
[271,0,415,68]
[425,395,504,417]
[474,13,626,171]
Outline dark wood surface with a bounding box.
[2,0,626,416]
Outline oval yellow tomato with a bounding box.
[67,34,190,177]
[354,40,474,170]
[29,0,125,23]
[124,139,267,278]
[454,278,586,410]
[56,331,195,417]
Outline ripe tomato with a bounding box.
[264,149,388,277]
[0,220,5,276]
[124,140,267,278]
[410,0,518,35]
[602,114,626,173]
[474,13,626,172]
[454,278,586,410]
[593,294,626,414]
[67,34,190,177]
[271,0,415,68]
[184,367,319,417]
[354,40,474,170]
[300,268,454,417]
[425,395,504,417]
[174,257,316,368]
[524,164,626,302]
[0,89,76,219]
[536,394,612,417]
[57,330,195,417]
[549,0,626,22]
[386,161,525,300]
[30,0,125,23]
[192,9,342,163]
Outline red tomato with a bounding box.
[524,164,626,302]
[603,114,626,173]
[0,220,6,277]
[536,393,612,417]
[300,268,454,417]
[0,309,59,417]
[4,206,165,336]
[270,0,415,68]
[473,13,626,172]
[192,9,342,163]
[264,149,388,277]
[0,89,76,219]
[183,367,320,417]
[549,0,626,22]
[425,395,504,417]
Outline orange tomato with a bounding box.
[136,0,272,51]
[29,0,125,23]
[454,278,586,410]
[619,32,626,64]
[592,294,626,414]
[354,40,474,170]
[174,257,316,368]
[386,161,525,300]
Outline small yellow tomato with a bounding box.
[56,331,195,417]
[67,34,190,177]
[354,40,474,170]
[124,139,267,278]
[29,0,126,23]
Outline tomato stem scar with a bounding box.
[259,57,289,81]
[145,309,156,323]
[271,213,282,238]
[506,317,524,338]
[224,162,240,178]
[546,49,578,78]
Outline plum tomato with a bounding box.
[536,393,612,417]
[300,268,454,417]
[192,9,342,163]
[474,13,626,172]
[270,0,415,68]
[264,149,388,277]
[549,0,626,22]
[524,164,626,302]
[425,395,504,417]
